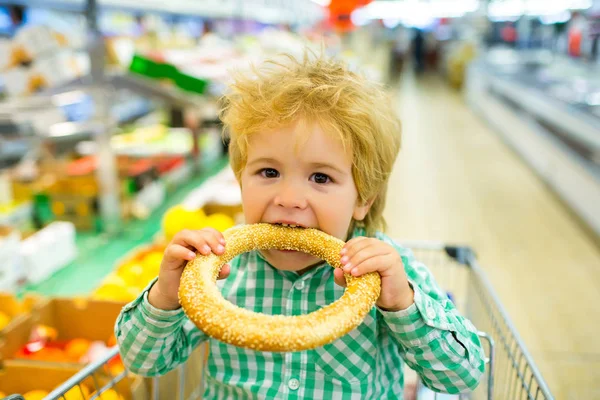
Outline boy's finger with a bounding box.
[341,237,373,258]
[202,227,227,245]
[349,254,394,277]
[164,244,196,264]
[341,236,368,255]
[176,230,225,255]
[333,268,347,287]
[218,264,230,280]
[173,230,209,255]
[199,230,226,255]
[342,243,389,273]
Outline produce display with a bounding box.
[91,245,163,303]
[0,292,38,331]
[162,205,235,241]
[0,10,306,399]
[91,203,236,303]
[0,311,10,331]
[0,25,85,98]
[18,387,124,400]
[14,324,122,371]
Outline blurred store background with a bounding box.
[0,0,599,399]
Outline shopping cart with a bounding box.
[405,242,554,400]
[4,242,554,400]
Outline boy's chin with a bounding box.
[261,249,324,273]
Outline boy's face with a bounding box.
[240,120,370,273]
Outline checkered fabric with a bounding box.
[115,229,485,399]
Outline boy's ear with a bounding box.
[353,197,375,221]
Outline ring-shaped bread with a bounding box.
[179,223,382,352]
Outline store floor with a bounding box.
[384,71,600,400]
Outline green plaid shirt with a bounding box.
[115,230,485,399]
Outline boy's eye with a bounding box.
[260,168,280,178]
[310,172,331,184]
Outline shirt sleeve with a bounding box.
[376,235,486,394]
[114,278,208,377]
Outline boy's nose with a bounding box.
[274,183,308,210]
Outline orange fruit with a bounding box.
[26,347,68,362]
[65,338,92,362]
[107,334,117,347]
[109,362,125,377]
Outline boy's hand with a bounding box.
[148,228,230,310]
[334,237,414,311]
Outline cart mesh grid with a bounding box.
[406,242,554,400]
[5,243,554,400]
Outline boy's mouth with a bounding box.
[270,221,308,229]
[268,222,312,253]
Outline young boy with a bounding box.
[115,53,485,398]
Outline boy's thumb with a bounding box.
[218,264,231,280]
[333,268,347,288]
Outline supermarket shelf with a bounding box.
[0,0,325,25]
[17,155,230,297]
[108,72,206,109]
[0,88,155,156]
[487,76,600,154]
[0,0,84,12]
[39,72,206,110]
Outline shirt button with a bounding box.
[295,280,305,290]
[288,378,300,390]
[426,307,436,320]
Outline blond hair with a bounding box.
[220,52,401,236]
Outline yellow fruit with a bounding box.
[141,251,163,273]
[0,311,11,331]
[118,260,143,274]
[0,392,5,398]
[162,205,206,240]
[141,272,158,287]
[117,263,145,286]
[91,389,124,400]
[127,287,143,300]
[93,275,131,302]
[63,384,90,400]
[101,274,127,288]
[205,213,235,232]
[23,390,49,400]
[93,284,138,302]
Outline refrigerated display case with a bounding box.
[466,48,600,238]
